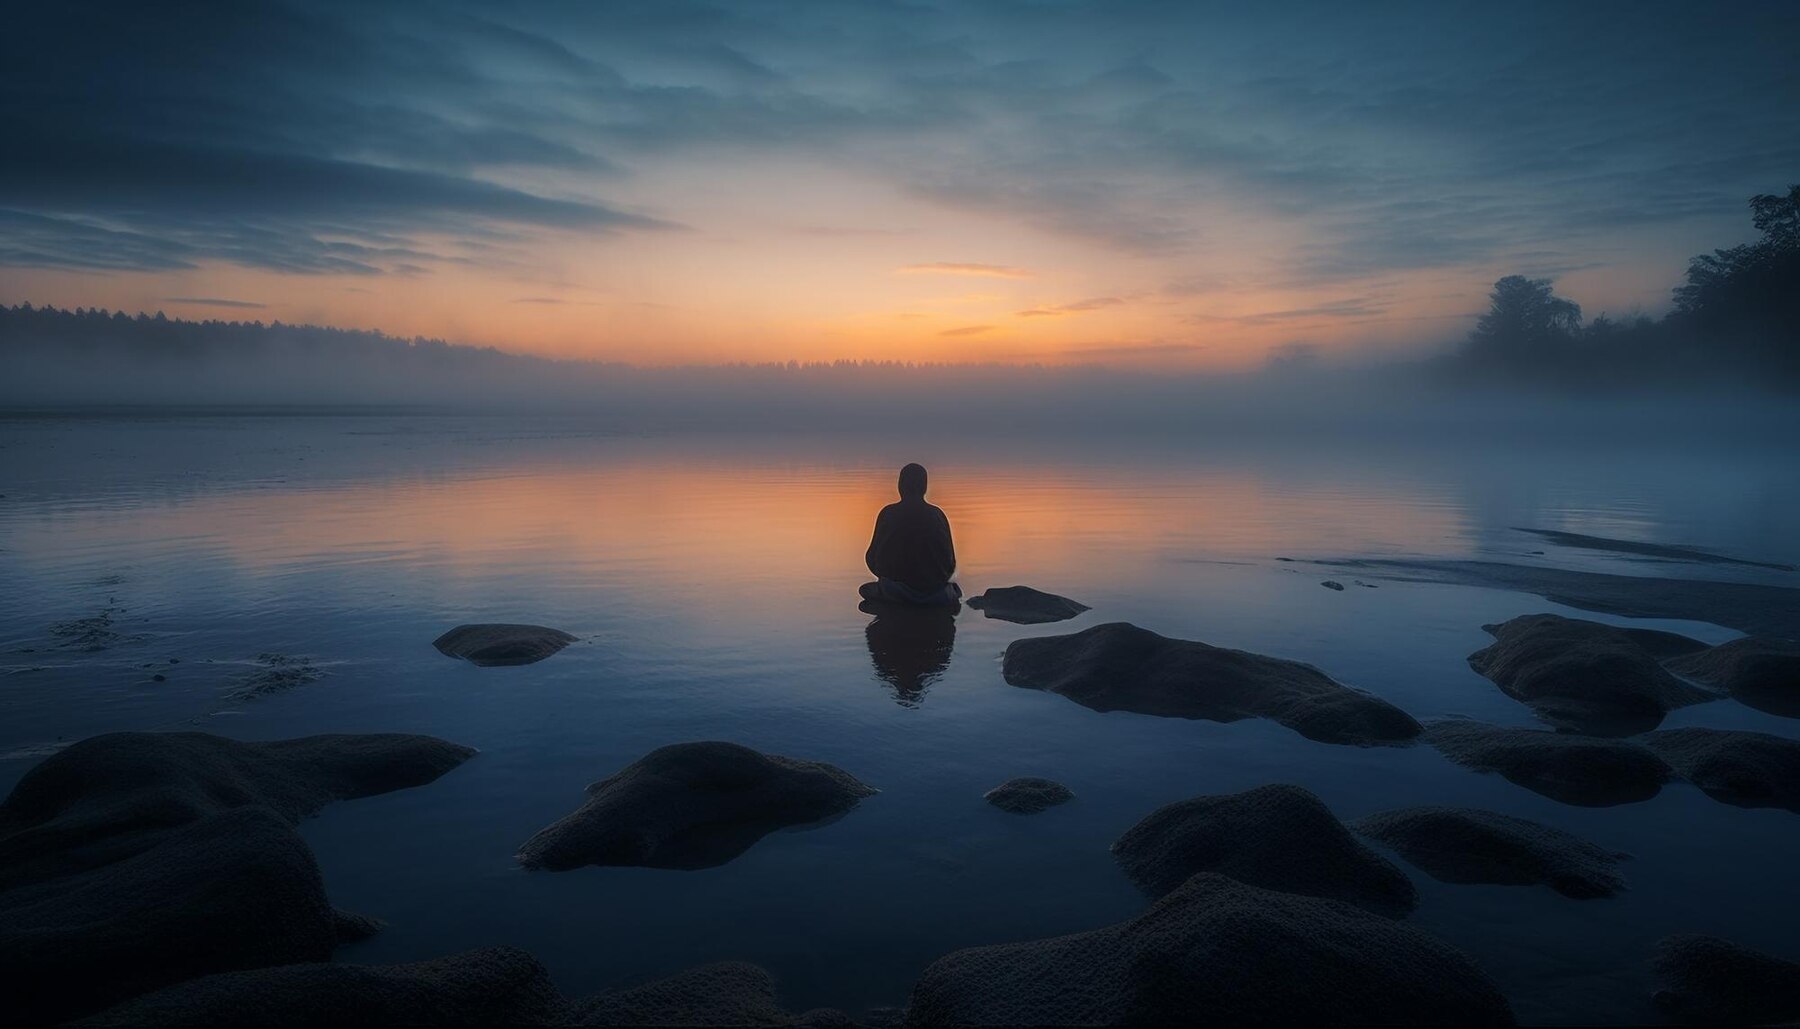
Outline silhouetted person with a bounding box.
[860,598,956,706]
[860,463,961,606]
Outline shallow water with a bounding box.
[2,413,1797,1023]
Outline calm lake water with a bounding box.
[2,413,1796,1024]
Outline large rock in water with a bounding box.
[0,731,476,1023]
[1350,806,1628,898]
[516,742,877,871]
[1002,622,1420,746]
[984,777,1074,814]
[0,731,478,888]
[566,961,849,1026]
[1651,934,1800,1025]
[1665,636,1800,718]
[1423,720,1674,807]
[432,623,577,666]
[966,586,1090,624]
[5,807,341,1024]
[1112,784,1416,916]
[1467,614,1716,735]
[906,872,1514,1026]
[1642,728,1800,813]
[75,946,562,1026]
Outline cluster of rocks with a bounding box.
[0,731,477,1023]
[13,586,1795,1025]
[1422,719,1800,814]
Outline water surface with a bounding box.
[2,414,1796,1023]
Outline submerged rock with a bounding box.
[1642,728,1800,813]
[75,946,562,1027]
[1321,580,1346,591]
[984,777,1074,814]
[906,872,1514,1026]
[1112,784,1416,916]
[432,623,577,666]
[1516,526,1797,572]
[1467,614,1716,735]
[1319,559,1800,638]
[1424,720,1673,807]
[516,742,876,871]
[1350,806,1628,898]
[965,586,1090,624]
[1002,622,1420,747]
[226,652,323,701]
[0,731,476,1023]
[1666,636,1800,718]
[567,960,847,1026]
[1651,934,1800,1025]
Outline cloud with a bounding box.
[1190,298,1390,327]
[939,324,995,336]
[510,296,602,305]
[1018,296,1124,317]
[162,297,266,309]
[899,262,1033,279]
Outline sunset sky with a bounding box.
[3,1,1796,369]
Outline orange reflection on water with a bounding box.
[13,448,1469,610]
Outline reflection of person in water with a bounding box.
[860,462,961,606]
[861,598,956,707]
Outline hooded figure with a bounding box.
[859,463,960,606]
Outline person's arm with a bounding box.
[938,508,957,579]
[866,507,892,578]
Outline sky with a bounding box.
[2,0,1797,369]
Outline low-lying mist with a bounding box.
[2,303,1794,439]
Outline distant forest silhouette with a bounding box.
[1442,184,1799,387]
[2,185,1796,412]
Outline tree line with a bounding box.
[1449,184,1799,388]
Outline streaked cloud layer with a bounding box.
[2,0,1795,366]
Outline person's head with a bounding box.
[898,462,928,499]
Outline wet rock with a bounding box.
[1666,637,1800,718]
[965,586,1090,624]
[1642,728,1800,813]
[75,946,562,1027]
[1467,614,1716,735]
[1321,580,1346,591]
[4,807,341,1024]
[906,872,1514,1026]
[1112,784,1416,916]
[226,652,322,701]
[517,742,876,871]
[566,961,844,1026]
[1424,720,1673,806]
[1002,622,1421,746]
[0,731,476,1023]
[1651,934,1800,1025]
[1350,806,1628,898]
[433,623,577,667]
[984,777,1074,814]
[0,731,477,888]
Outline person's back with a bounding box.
[861,463,959,606]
